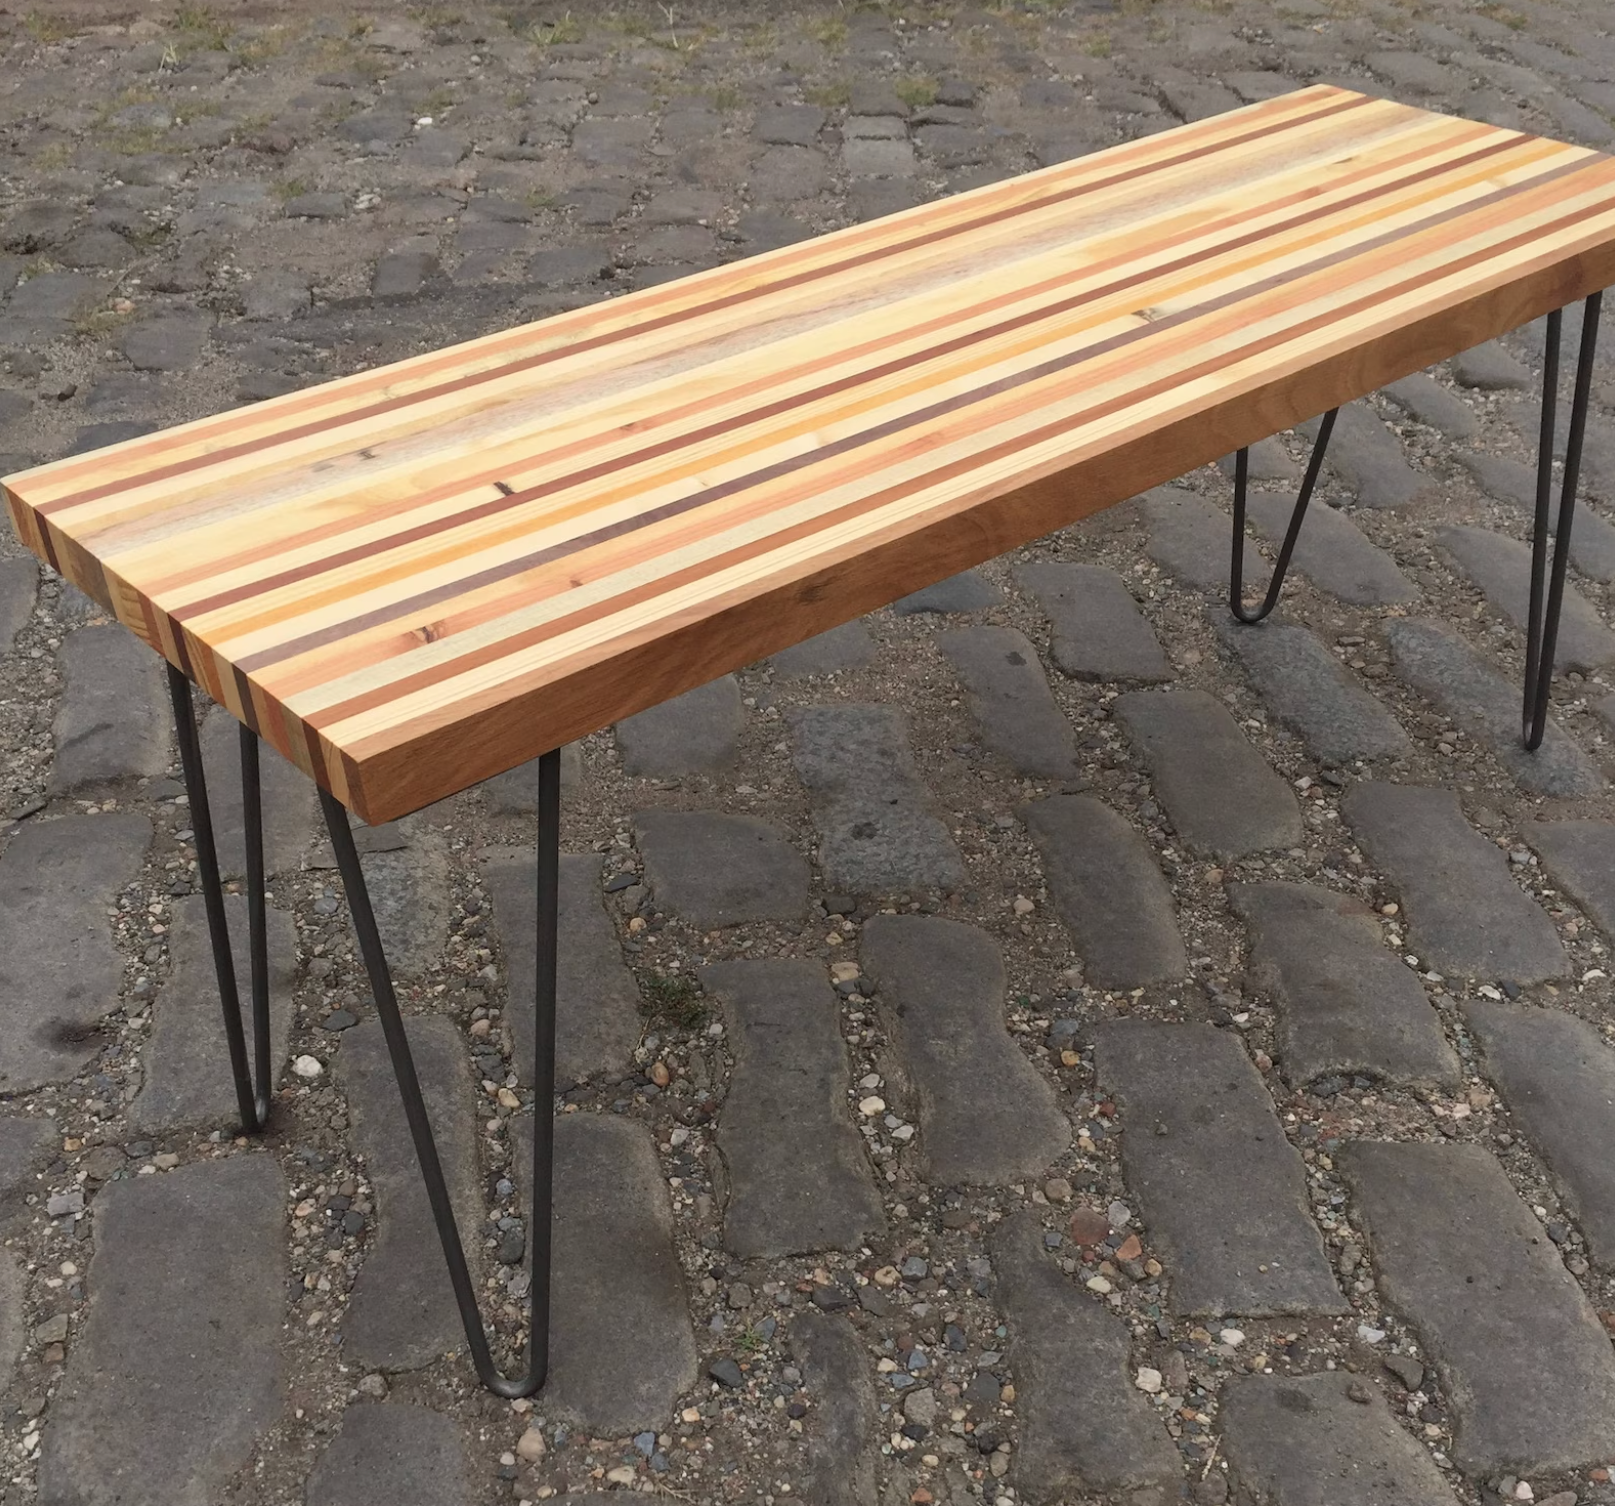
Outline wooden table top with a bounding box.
[7,85,1615,822]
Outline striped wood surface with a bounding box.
[8,85,1615,822]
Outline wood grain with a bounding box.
[8,86,1615,821]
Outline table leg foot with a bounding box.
[1228,405,1338,624]
[317,749,559,1398]
[167,664,271,1133]
[1523,290,1602,751]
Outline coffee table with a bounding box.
[6,85,1613,1395]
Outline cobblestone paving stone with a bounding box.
[198,704,315,879]
[1344,782,1569,984]
[1220,1371,1464,1506]
[1222,621,1413,764]
[1342,1141,1615,1476]
[47,624,168,795]
[1386,619,1607,796]
[1243,492,1421,606]
[127,892,296,1134]
[1014,561,1174,684]
[1464,999,1615,1269]
[1097,1022,1346,1319]
[37,1156,285,1506]
[635,810,810,929]
[700,960,884,1258]
[1114,688,1304,860]
[1230,881,1461,1091]
[860,916,1069,1185]
[4,2,1615,1503]
[1021,794,1186,989]
[938,626,1078,779]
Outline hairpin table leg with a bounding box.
[1229,406,1339,624]
[317,747,559,1398]
[167,664,271,1133]
[1523,290,1602,751]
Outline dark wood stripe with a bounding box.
[242,148,1602,680]
[170,118,1512,622]
[36,92,1375,518]
[232,665,261,734]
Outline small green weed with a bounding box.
[895,73,938,108]
[641,972,707,1031]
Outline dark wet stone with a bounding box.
[484,851,641,1090]
[1385,619,1604,797]
[64,420,158,456]
[616,676,743,777]
[1342,782,1566,984]
[306,1404,472,1506]
[37,1157,285,1506]
[635,811,809,928]
[528,244,612,286]
[860,916,1069,1185]
[120,314,210,372]
[1229,882,1459,1088]
[992,1210,1180,1498]
[0,814,150,1092]
[1097,1020,1346,1317]
[1023,795,1186,989]
[1015,562,1172,684]
[938,625,1077,779]
[1342,1140,1615,1474]
[1451,341,1533,390]
[1222,622,1411,763]
[50,624,168,793]
[756,104,826,145]
[1113,688,1302,860]
[701,961,884,1258]
[371,250,442,301]
[129,894,295,1134]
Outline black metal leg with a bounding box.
[1229,406,1339,624]
[317,746,559,1398]
[166,664,270,1133]
[1523,290,1602,750]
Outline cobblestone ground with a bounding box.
[3,1,1615,1504]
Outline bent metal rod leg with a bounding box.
[166,664,271,1133]
[1524,290,1603,751]
[317,746,559,1398]
[1229,406,1339,624]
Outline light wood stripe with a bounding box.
[7,86,1615,822]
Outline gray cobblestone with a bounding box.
[1097,1021,1346,1317]
[861,916,1070,1185]
[992,1209,1180,1503]
[1383,371,1481,439]
[1244,494,1418,606]
[702,960,883,1256]
[788,1312,881,1506]
[769,620,877,679]
[1022,794,1186,989]
[938,625,1077,780]
[1464,997,1615,1269]
[0,814,150,1092]
[38,1157,285,1506]
[1015,562,1172,684]
[50,624,168,794]
[1113,688,1302,860]
[1343,782,1566,984]
[485,850,641,1089]
[1222,622,1411,764]
[1304,401,1430,509]
[892,568,1002,615]
[1143,486,1257,591]
[635,811,808,929]
[616,675,742,777]
[790,705,965,894]
[1385,619,1605,797]
[1229,881,1459,1088]
[0,555,35,653]
[306,1404,472,1506]
[1342,1140,1615,1474]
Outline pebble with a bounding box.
[291,1055,324,1079]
